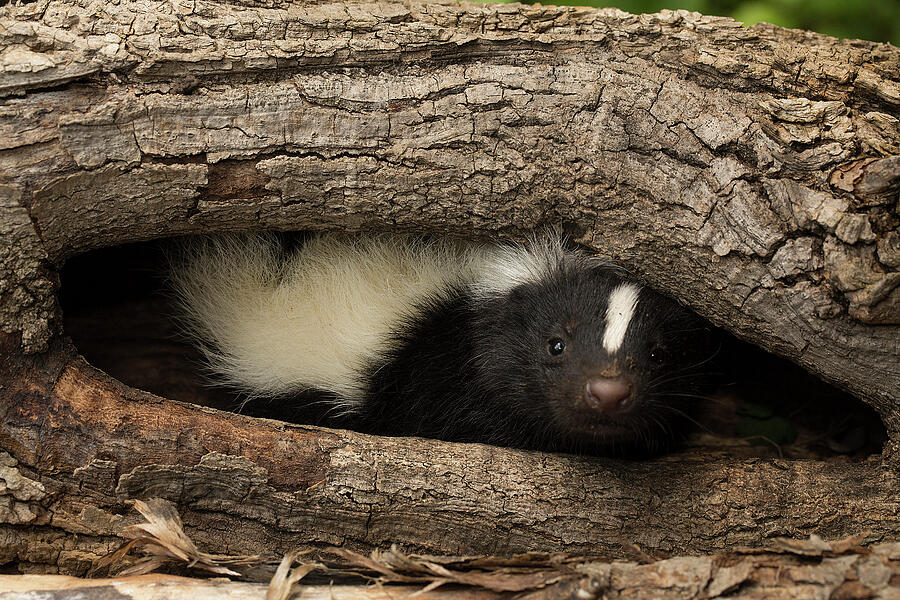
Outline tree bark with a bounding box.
[2,336,899,575]
[3,536,900,600]
[1,0,898,425]
[1,0,899,581]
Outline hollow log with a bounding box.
[1,337,899,574]
[1,0,899,583]
[1,0,898,422]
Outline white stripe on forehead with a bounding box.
[602,283,641,354]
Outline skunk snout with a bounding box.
[584,376,633,415]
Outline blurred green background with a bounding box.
[493,0,900,45]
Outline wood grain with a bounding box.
[0,0,898,579]
[1,0,897,428]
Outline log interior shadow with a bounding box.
[59,236,887,462]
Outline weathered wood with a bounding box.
[0,575,504,599]
[0,0,898,429]
[1,0,899,582]
[1,335,898,575]
[2,537,900,599]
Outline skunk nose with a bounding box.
[584,377,633,415]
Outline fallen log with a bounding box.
[0,0,898,584]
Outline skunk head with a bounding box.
[472,261,716,455]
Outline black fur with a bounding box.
[196,234,717,456]
[355,261,717,456]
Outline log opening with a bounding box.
[59,234,888,461]
[2,229,897,573]
[2,0,898,574]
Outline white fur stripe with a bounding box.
[170,233,485,409]
[602,283,641,354]
[469,235,566,298]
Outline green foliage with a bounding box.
[490,0,900,45]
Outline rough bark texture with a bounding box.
[3,537,900,600]
[1,0,899,427]
[1,0,899,583]
[1,336,899,575]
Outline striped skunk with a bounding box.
[170,232,716,456]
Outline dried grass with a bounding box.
[265,549,321,600]
[97,498,877,600]
[326,546,577,593]
[98,498,582,596]
[97,498,262,577]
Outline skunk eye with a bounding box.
[649,346,668,365]
[547,337,566,356]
